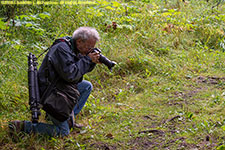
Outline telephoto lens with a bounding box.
[99,55,116,70]
[91,48,116,70]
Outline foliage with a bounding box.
[0,0,225,149]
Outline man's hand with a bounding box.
[87,52,100,64]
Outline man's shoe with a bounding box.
[74,123,85,129]
[8,120,25,141]
[67,118,85,129]
[67,113,85,129]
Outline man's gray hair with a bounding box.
[72,27,100,41]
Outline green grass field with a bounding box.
[0,0,225,149]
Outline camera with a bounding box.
[90,48,116,70]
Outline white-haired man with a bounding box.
[9,27,100,137]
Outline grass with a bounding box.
[0,0,225,149]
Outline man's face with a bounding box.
[76,38,97,55]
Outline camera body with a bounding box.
[90,48,116,70]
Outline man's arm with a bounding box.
[50,43,96,83]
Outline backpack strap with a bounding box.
[37,36,74,59]
[52,36,74,51]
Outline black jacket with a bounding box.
[38,39,96,97]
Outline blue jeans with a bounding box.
[24,80,92,137]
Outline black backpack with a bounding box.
[29,36,79,122]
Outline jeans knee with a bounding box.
[81,80,93,92]
[78,80,93,92]
[60,129,70,137]
[59,126,70,137]
[86,81,93,92]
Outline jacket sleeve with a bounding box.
[49,43,95,82]
[77,54,96,73]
